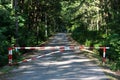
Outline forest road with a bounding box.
[0,33,110,80]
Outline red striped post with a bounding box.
[8,48,13,65]
[102,47,106,65]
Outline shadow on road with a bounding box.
[0,33,112,80]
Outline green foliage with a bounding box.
[105,33,120,70]
[70,0,120,71]
[0,4,14,66]
[0,0,62,67]
[72,26,87,43]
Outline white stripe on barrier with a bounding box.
[74,46,79,50]
[103,47,106,58]
[103,52,106,58]
[65,47,70,50]
[9,49,12,55]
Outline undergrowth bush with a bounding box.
[72,26,120,71]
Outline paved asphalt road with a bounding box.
[0,33,110,80]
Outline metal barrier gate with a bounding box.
[8,46,110,65]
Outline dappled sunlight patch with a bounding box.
[19,65,32,69]
[22,71,35,74]
[58,65,71,69]
[88,68,104,72]
[40,58,91,66]
[12,65,33,72]
[62,55,77,59]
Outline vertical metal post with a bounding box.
[102,47,106,65]
[8,48,13,65]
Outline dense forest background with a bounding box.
[0,0,120,71]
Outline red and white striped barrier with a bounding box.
[8,46,110,65]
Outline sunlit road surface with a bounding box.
[1,33,109,80]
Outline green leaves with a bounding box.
[106,33,120,70]
[0,2,14,67]
[70,0,120,71]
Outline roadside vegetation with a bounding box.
[64,0,120,71]
[0,0,62,67]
